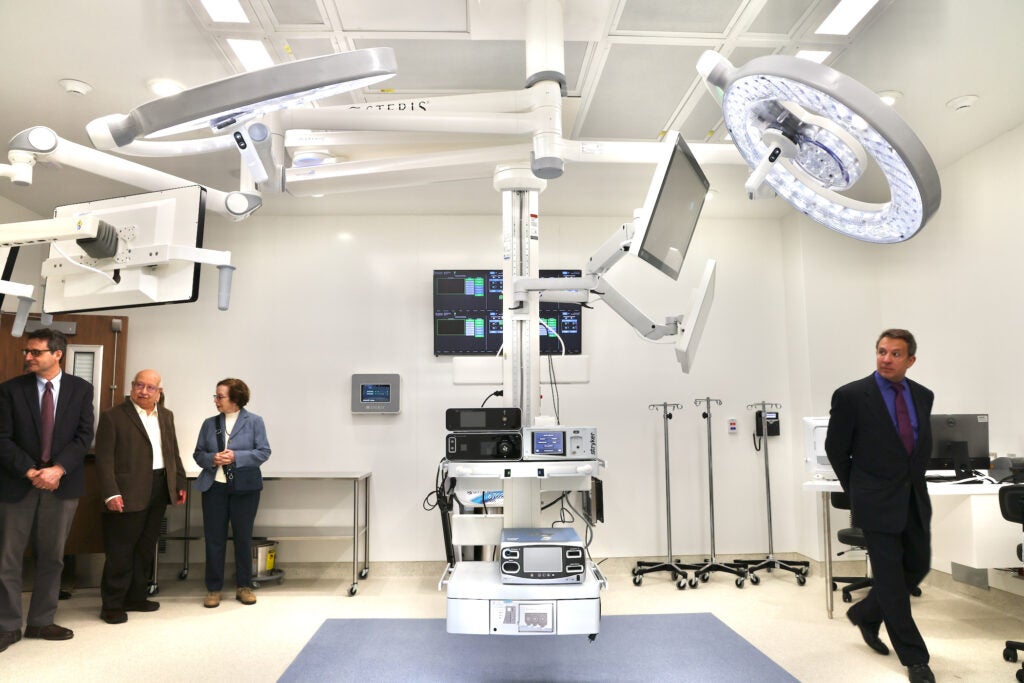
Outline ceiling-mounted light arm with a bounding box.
[697,50,941,243]
[7,127,262,220]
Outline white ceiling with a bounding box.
[0,0,1021,221]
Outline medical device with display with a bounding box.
[446,407,522,432]
[522,427,597,461]
[499,527,585,584]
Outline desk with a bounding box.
[803,479,1018,619]
[166,471,371,596]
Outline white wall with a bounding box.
[5,121,1022,566]
[784,120,1024,561]
[80,208,789,562]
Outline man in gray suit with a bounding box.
[826,329,935,683]
[94,369,186,625]
[0,328,95,653]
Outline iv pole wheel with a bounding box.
[632,575,643,587]
[359,568,369,579]
[688,577,699,589]
[675,579,687,590]
[700,572,710,583]
[796,574,806,586]
[735,577,745,588]
[749,573,760,586]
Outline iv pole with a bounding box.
[740,401,809,585]
[632,402,689,589]
[683,397,748,588]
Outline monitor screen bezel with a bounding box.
[629,130,710,281]
[929,413,990,471]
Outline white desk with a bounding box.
[803,479,1018,618]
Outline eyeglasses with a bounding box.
[132,382,161,393]
[21,348,52,357]
[212,394,230,401]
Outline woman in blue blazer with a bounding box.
[193,378,271,608]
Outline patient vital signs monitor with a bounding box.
[433,269,582,355]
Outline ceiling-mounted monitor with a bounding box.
[629,130,710,280]
[42,185,206,313]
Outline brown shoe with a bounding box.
[203,592,221,608]
[23,624,73,640]
[236,587,256,605]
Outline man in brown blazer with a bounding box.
[94,369,186,625]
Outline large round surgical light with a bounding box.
[89,48,397,147]
[698,51,940,243]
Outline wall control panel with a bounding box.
[351,373,401,414]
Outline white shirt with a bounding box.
[132,401,164,470]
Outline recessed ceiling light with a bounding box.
[58,78,93,96]
[815,0,881,36]
[945,94,979,111]
[227,38,275,72]
[148,78,186,98]
[877,90,903,106]
[199,0,248,23]
[795,50,831,64]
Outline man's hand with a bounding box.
[176,490,187,505]
[32,466,63,491]
[106,495,125,513]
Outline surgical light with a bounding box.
[698,50,940,243]
[88,48,397,147]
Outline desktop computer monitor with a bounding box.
[929,413,990,471]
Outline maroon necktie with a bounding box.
[41,381,54,463]
[893,383,914,454]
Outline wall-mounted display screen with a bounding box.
[433,269,582,356]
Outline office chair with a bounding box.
[829,492,873,603]
[828,491,924,603]
[998,484,1024,682]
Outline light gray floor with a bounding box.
[2,560,1022,682]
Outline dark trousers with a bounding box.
[851,493,931,666]
[202,483,260,591]
[0,489,77,630]
[101,469,168,609]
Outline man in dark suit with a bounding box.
[0,328,94,653]
[826,329,936,683]
[94,369,186,625]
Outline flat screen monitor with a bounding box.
[929,413,990,471]
[42,185,206,313]
[674,259,715,374]
[629,130,710,281]
[433,268,582,356]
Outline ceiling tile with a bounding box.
[579,44,708,140]
[334,0,467,32]
[352,39,526,91]
[678,94,724,143]
[266,0,327,27]
[282,35,336,60]
[745,0,816,35]
[617,0,744,34]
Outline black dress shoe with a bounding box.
[100,609,128,625]
[846,610,890,655]
[23,624,73,640]
[124,600,160,612]
[0,629,22,653]
[907,663,935,682]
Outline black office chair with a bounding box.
[830,492,873,603]
[998,484,1024,682]
[829,491,923,603]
